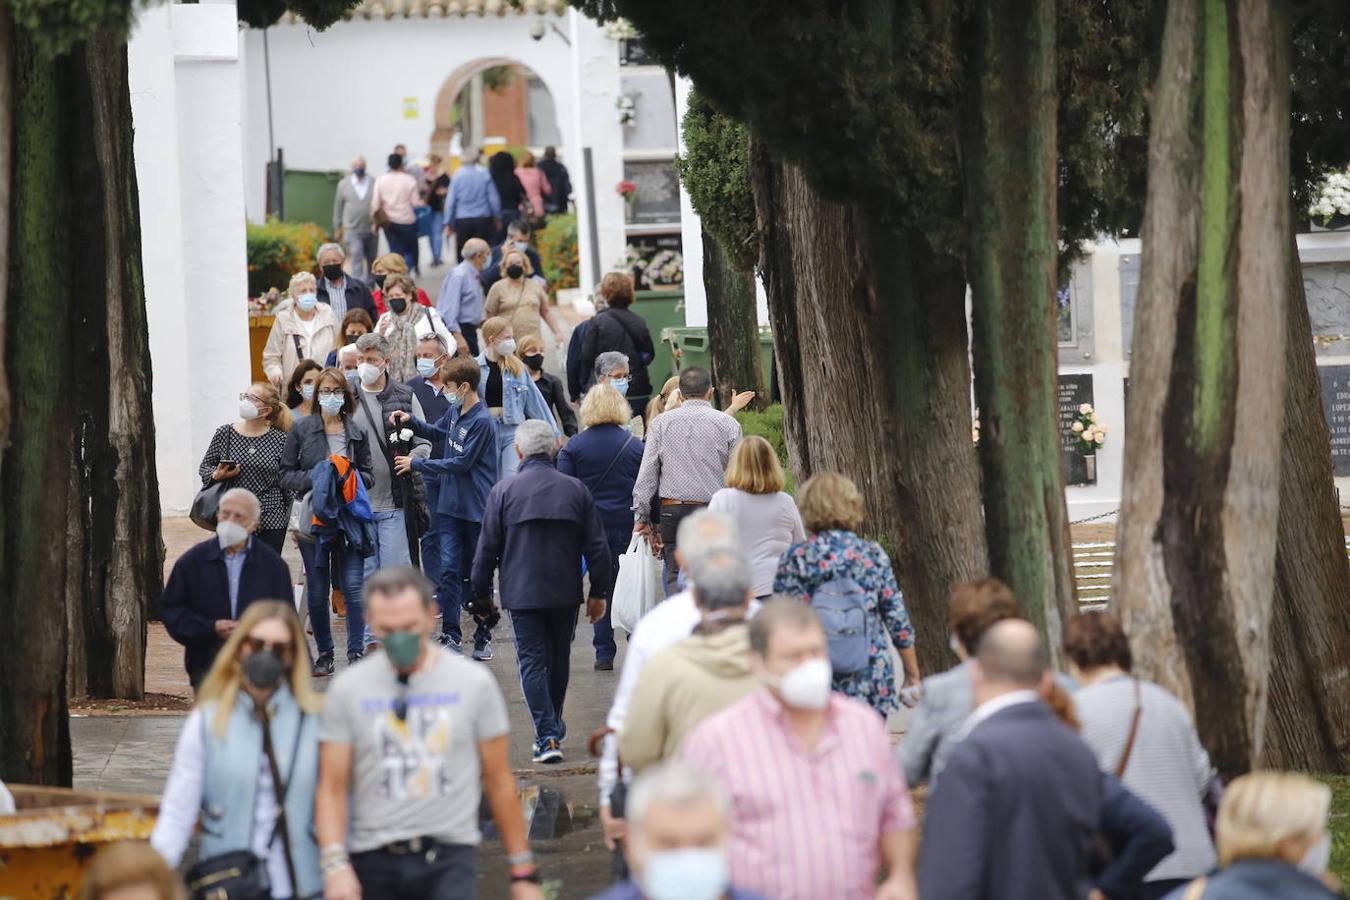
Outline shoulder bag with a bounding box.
[190,429,236,531]
[605,310,653,367]
[1089,679,1144,876]
[184,711,304,900]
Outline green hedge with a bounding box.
[246,218,328,298]
[537,211,579,301]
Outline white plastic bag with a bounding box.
[612,533,663,633]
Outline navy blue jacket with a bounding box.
[1162,860,1343,899]
[159,537,293,685]
[471,455,612,609]
[918,700,1104,900]
[566,320,591,403]
[557,424,643,546]
[407,375,453,458]
[1096,772,1175,899]
[409,401,498,522]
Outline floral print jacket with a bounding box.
[774,529,915,716]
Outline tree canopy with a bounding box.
[675,91,756,271]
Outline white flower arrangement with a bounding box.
[1308,169,1350,226]
[603,17,639,40]
[616,94,637,127]
[399,428,413,442]
[1074,404,1107,455]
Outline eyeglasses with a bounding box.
[239,393,265,405]
[241,637,294,658]
[317,389,345,398]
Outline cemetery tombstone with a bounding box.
[1059,374,1095,486]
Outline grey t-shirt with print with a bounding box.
[319,648,510,852]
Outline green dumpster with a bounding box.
[283,168,343,230]
[632,290,686,386]
[662,325,774,390]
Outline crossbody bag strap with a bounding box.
[259,708,304,896]
[591,434,635,493]
[356,389,391,457]
[606,310,647,358]
[292,332,304,361]
[1114,678,1143,779]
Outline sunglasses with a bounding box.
[241,637,294,658]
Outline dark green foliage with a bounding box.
[4,0,137,57]
[676,92,756,271]
[734,404,792,492]
[1291,4,1350,211]
[238,0,363,29]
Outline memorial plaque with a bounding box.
[623,159,681,227]
[1318,365,1350,476]
[623,233,683,291]
[1305,262,1350,357]
[1059,374,1095,486]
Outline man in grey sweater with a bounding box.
[333,155,377,282]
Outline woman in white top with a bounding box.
[263,271,339,389]
[708,435,805,598]
[151,601,323,899]
[374,273,454,381]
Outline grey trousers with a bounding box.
[345,230,378,281]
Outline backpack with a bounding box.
[810,577,871,675]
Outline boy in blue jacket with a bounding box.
[393,355,499,658]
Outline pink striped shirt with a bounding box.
[681,689,916,900]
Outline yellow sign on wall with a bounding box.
[402,97,419,119]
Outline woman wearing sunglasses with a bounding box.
[152,601,324,899]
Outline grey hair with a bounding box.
[461,146,481,163]
[975,619,1047,688]
[288,271,316,296]
[627,761,730,831]
[676,510,740,570]
[338,343,361,362]
[317,242,345,261]
[594,351,629,380]
[461,237,491,261]
[689,547,752,612]
[219,487,262,523]
[417,332,449,354]
[514,420,556,458]
[355,332,391,358]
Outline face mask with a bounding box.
[522,354,545,372]
[358,362,383,386]
[296,293,318,311]
[374,273,387,289]
[611,377,630,397]
[353,166,366,177]
[416,358,438,378]
[639,848,729,900]
[1299,834,1331,877]
[447,387,465,409]
[506,264,525,280]
[497,338,517,356]
[513,241,529,252]
[242,649,286,691]
[318,394,345,415]
[383,630,423,670]
[216,520,250,550]
[239,399,262,420]
[344,332,361,345]
[389,297,408,314]
[301,383,316,401]
[322,264,344,282]
[766,657,833,710]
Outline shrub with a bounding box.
[735,404,793,493]
[246,218,328,298]
[537,212,580,300]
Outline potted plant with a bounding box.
[1071,403,1107,482]
[1308,169,1350,230]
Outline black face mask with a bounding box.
[344,332,361,345]
[374,273,387,289]
[242,649,286,691]
[506,264,525,280]
[322,264,344,282]
[389,298,408,314]
[522,353,545,372]
[353,167,366,178]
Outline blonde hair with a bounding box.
[517,334,545,358]
[797,472,865,533]
[580,383,632,428]
[501,248,534,278]
[646,375,684,421]
[249,381,293,432]
[288,271,316,297]
[79,841,183,900]
[372,252,408,275]
[1215,772,1331,866]
[725,436,784,495]
[481,316,524,377]
[520,150,537,167]
[197,601,322,737]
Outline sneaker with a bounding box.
[594,659,614,672]
[311,651,335,677]
[347,650,364,666]
[472,642,493,661]
[532,738,563,765]
[365,641,381,654]
[436,633,462,653]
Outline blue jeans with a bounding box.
[351,842,475,900]
[420,478,446,593]
[364,508,411,578]
[384,220,419,273]
[300,538,367,656]
[591,534,626,663]
[428,210,445,264]
[437,513,491,647]
[497,423,520,479]
[509,606,578,744]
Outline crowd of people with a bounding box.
[108,142,1342,900]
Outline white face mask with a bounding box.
[216,520,250,550]
[238,399,261,421]
[497,338,517,356]
[357,362,383,386]
[639,847,729,900]
[765,657,833,710]
[949,634,964,657]
[1298,833,1331,877]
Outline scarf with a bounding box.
[380,306,430,382]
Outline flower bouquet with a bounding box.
[616,179,638,206]
[1071,403,1106,481]
[1309,169,1350,229]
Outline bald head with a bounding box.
[975,619,1047,689]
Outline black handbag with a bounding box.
[191,431,237,531]
[185,710,304,900]
[358,390,430,533]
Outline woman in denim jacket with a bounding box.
[477,315,561,478]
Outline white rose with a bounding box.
[1072,421,1085,433]
[400,428,414,442]
[388,432,399,444]
[1078,403,1093,415]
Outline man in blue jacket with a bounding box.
[471,420,612,765]
[393,355,499,659]
[160,489,293,689]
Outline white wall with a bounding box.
[567,10,625,293]
[130,2,253,514]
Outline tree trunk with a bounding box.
[1263,224,1350,773]
[960,0,1076,649]
[702,228,766,410]
[1114,0,1289,778]
[751,144,988,676]
[0,6,11,451]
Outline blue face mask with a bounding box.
[611,377,630,397]
[296,292,318,311]
[301,383,316,401]
[416,358,438,378]
[447,387,464,409]
[639,848,729,900]
[318,394,344,415]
